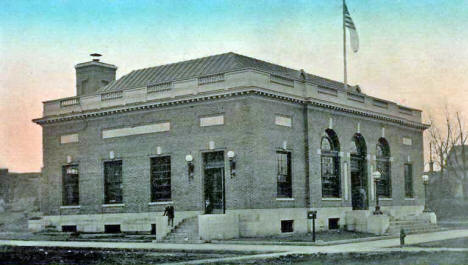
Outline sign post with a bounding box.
[307,210,318,242]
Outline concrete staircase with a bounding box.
[161,216,201,243]
[387,219,441,235]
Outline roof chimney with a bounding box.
[75,53,117,96]
[90,53,102,62]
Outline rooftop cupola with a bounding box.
[75,53,117,96]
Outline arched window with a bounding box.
[351,134,368,210]
[376,138,391,197]
[321,129,341,198]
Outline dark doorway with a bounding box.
[203,151,225,214]
[351,134,368,210]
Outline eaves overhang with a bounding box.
[32,88,430,130]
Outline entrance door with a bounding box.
[203,151,225,214]
[351,155,368,210]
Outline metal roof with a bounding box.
[98,52,345,92]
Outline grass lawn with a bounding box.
[224,230,377,243]
[413,237,468,248]
[213,252,468,265]
[0,246,242,265]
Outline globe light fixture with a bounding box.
[372,171,383,215]
[422,174,430,212]
[185,154,194,179]
[227,151,236,177]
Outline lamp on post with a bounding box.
[422,174,430,212]
[185,154,194,179]
[372,171,383,215]
[227,151,236,177]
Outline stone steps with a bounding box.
[161,216,200,243]
[387,219,441,235]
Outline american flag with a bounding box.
[344,3,359,53]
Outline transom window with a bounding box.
[376,138,391,197]
[404,163,413,198]
[321,129,341,198]
[151,156,171,201]
[104,160,123,204]
[62,165,79,206]
[277,151,292,198]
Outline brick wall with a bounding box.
[41,95,425,216]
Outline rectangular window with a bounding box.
[277,151,292,198]
[62,165,79,206]
[104,224,121,233]
[200,115,224,127]
[321,156,341,198]
[104,160,123,204]
[275,115,292,127]
[281,220,294,233]
[328,218,340,230]
[62,225,77,232]
[404,163,414,198]
[150,156,171,202]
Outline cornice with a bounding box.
[33,88,430,130]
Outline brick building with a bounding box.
[32,53,431,239]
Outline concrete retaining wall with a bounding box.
[198,213,239,240]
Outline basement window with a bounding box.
[61,225,77,232]
[104,224,121,233]
[281,220,294,233]
[328,218,340,230]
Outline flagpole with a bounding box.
[343,0,347,90]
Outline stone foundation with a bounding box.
[29,205,428,239]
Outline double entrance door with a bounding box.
[351,155,368,210]
[203,151,225,214]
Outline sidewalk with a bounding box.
[1,229,467,254]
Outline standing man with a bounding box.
[163,205,175,226]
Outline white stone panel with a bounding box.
[403,137,412,146]
[275,115,292,127]
[102,122,170,138]
[60,133,79,144]
[200,115,224,127]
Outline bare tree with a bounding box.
[427,109,467,199]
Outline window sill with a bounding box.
[102,203,125,207]
[60,205,80,209]
[276,198,295,201]
[148,201,173,205]
[322,198,342,201]
[404,198,415,200]
[379,198,393,201]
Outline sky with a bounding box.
[1,0,467,172]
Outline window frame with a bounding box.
[376,138,392,198]
[62,164,80,206]
[321,131,341,198]
[150,156,172,202]
[404,163,414,198]
[104,160,123,204]
[276,150,292,198]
